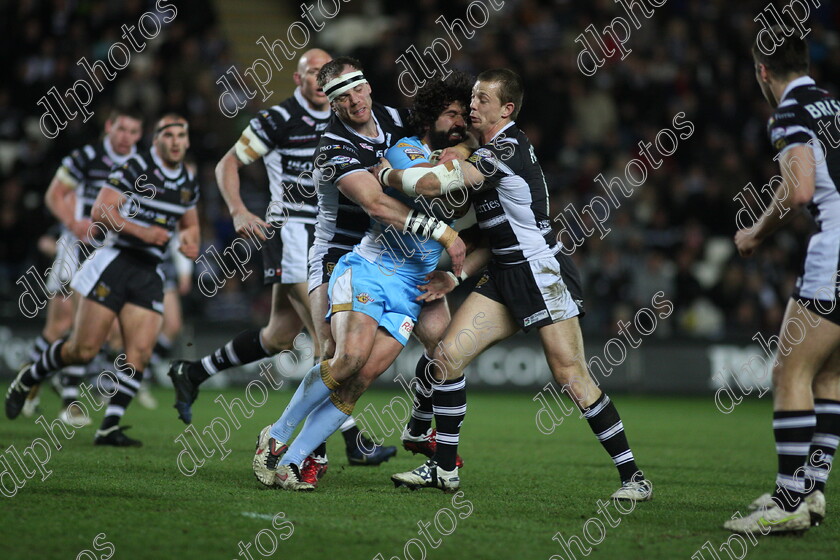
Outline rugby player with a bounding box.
[727,30,840,534]
[6,114,200,447]
[166,50,397,478]
[251,59,468,490]
[382,69,652,499]
[23,109,143,425]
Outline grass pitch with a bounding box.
[1,387,837,560]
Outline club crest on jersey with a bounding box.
[469,148,493,160]
[93,282,110,300]
[356,292,374,304]
[181,187,193,205]
[326,262,336,275]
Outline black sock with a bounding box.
[583,393,643,483]
[99,361,143,430]
[26,339,68,384]
[342,425,361,448]
[408,352,435,437]
[432,376,466,471]
[312,442,327,457]
[772,410,816,511]
[805,399,840,495]
[188,328,269,384]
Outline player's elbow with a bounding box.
[790,182,815,207]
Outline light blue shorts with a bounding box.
[327,252,421,346]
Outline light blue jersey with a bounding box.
[327,137,451,345]
[353,136,447,282]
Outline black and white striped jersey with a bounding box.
[58,138,137,221]
[247,88,331,224]
[103,148,199,261]
[768,76,840,231]
[312,102,411,251]
[467,122,557,266]
[770,76,840,301]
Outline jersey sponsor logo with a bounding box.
[356,292,374,304]
[476,199,500,213]
[302,115,315,127]
[523,309,549,327]
[328,155,360,169]
[398,316,415,339]
[320,144,343,152]
[264,267,280,278]
[286,159,315,173]
[358,142,374,151]
[316,122,328,131]
[403,147,426,161]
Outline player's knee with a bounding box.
[71,341,100,364]
[812,369,840,397]
[771,363,790,388]
[331,351,366,377]
[260,327,294,355]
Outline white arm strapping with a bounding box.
[399,160,464,197]
[234,126,270,165]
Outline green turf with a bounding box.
[1,387,837,560]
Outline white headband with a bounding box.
[323,70,368,102]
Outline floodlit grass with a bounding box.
[1,387,836,559]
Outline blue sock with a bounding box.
[282,398,350,466]
[269,363,335,442]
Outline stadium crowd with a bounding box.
[3,0,840,340]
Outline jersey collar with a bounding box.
[780,75,815,104]
[103,137,136,165]
[341,109,385,144]
[487,120,516,143]
[151,146,183,179]
[294,87,331,120]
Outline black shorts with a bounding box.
[474,253,585,332]
[307,243,351,293]
[70,247,164,314]
[797,297,840,327]
[262,220,315,285]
